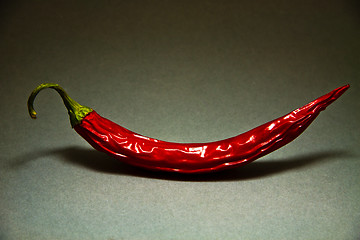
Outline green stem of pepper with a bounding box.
[27,83,93,128]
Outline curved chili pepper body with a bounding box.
[28,84,349,173]
[74,85,348,173]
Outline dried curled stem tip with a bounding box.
[27,83,93,127]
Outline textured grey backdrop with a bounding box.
[1,1,359,239]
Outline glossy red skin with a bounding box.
[74,85,349,173]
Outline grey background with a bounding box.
[1,1,359,239]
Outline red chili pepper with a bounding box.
[27,83,349,173]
